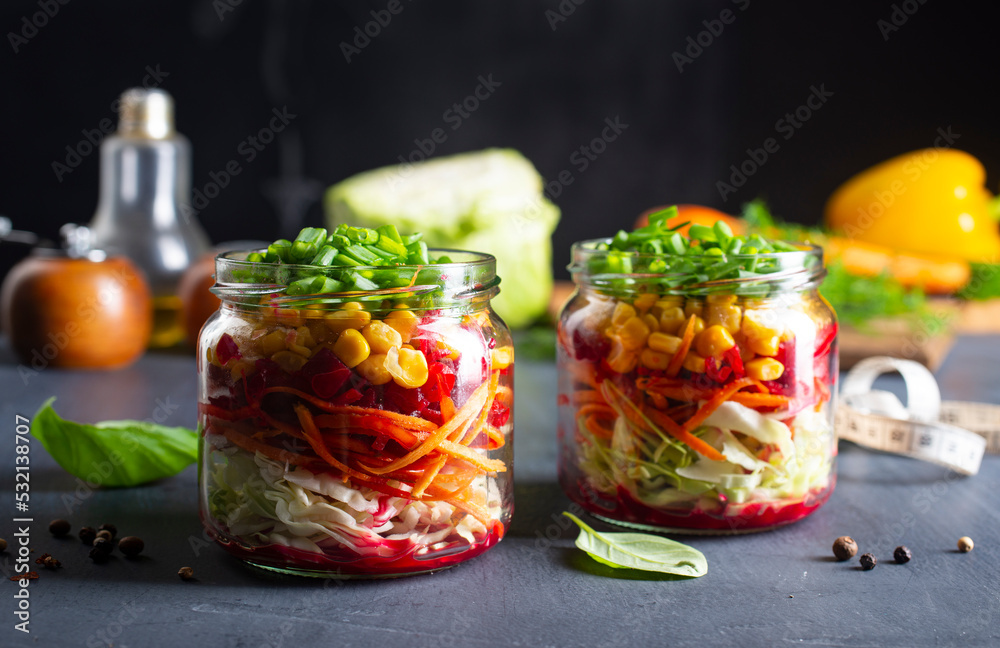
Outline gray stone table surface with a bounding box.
[1,336,998,648]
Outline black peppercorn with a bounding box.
[79,527,97,545]
[98,523,118,540]
[48,519,71,537]
[0,538,7,552]
[893,546,912,564]
[89,539,112,563]
[178,566,195,581]
[859,553,877,570]
[832,536,858,561]
[95,529,113,543]
[91,537,113,554]
[118,536,144,558]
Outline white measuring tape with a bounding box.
[837,357,1000,476]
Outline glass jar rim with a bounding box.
[211,248,500,306]
[568,238,825,295]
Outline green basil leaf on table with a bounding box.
[30,398,198,487]
[563,512,707,577]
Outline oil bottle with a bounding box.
[88,88,210,348]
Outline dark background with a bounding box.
[2,0,998,280]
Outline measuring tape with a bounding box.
[837,357,1000,476]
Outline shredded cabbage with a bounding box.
[208,450,491,557]
[576,400,833,512]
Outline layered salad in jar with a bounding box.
[198,225,513,576]
[558,208,837,532]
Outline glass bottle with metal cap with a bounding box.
[87,88,210,348]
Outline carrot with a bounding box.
[440,396,456,422]
[209,420,318,467]
[573,390,606,405]
[312,414,422,448]
[664,315,697,378]
[644,407,727,462]
[584,414,615,440]
[437,440,506,473]
[362,380,490,475]
[412,455,448,498]
[642,382,715,402]
[577,403,616,419]
[294,404,379,483]
[459,371,500,446]
[683,378,755,431]
[263,385,436,431]
[730,392,790,409]
[485,425,506,450]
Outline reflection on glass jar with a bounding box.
[198,250,513,577]
[557,241,837,533]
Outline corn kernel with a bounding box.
[695,325,736,358]
[342,301,363,311]
[642,313,659,333]
[640,348,671,370]
[658,307,686,334]
[332,329,371,368]
[356,353,392,385]
[306,321,332,345]
[633,293,658,314]
[619,316,651,351]
[258,330,287,357]
[607,348,638,374]
[386,346,429,388]
[684,300,703,319]
[294,326,316,347]
[690,315,706,336]
[706,293,738,305]
[746,357,784,381]
[361,320,403,354]
[705,303,742,334]
[683,352,706,373]
[492,346,514,370]
[229,359,255,383]
[611,302,636,327]
[384,309,418,342]
[324,309,372,335]
[648,332,683,354]
[288,341,312,358]
[741,310,782,356]
[271,350,309,373]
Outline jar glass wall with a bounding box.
[198,250,513,577]
[557,241,837,533]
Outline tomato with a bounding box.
[634,204,747,236]
[1,254,151,369]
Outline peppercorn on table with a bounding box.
[1,335,998,648]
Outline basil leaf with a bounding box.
[563,512,707,577]
[30,398,198,487]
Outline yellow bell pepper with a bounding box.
[824,149,1000,262]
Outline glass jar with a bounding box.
[557,241,837,533]
[198,250,514,577]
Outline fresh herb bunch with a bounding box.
[241,224,452,295]
[589,206,810,294]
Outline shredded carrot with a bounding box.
[664,315,697,378]
[584,414,614,439]
[577,403,616,419]
[730,392,790,409]
[683,378,755,431]
[437,440,506,473]
[312,414,422,448]
[294,404,378,483]
[209,420,317,467]
[440,396,456,422]
[573,390,606,405]
[643,382,715,402]
[485,425,505,450]
[644,407,727,462]
[361,380,490,475]
[263,386,436,431]
[411,455,448,498]
[458,371,500,446]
